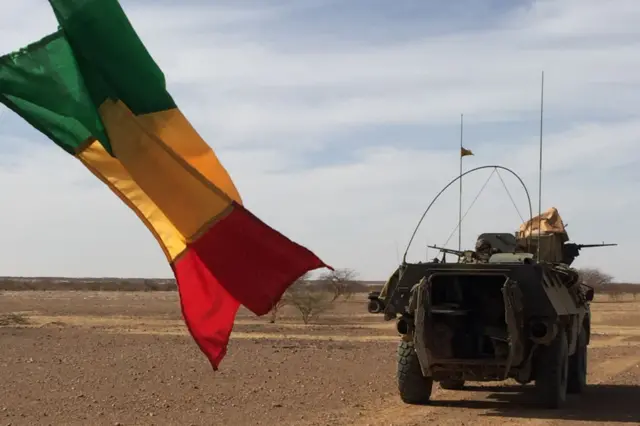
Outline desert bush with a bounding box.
[607,283,640,295]
[284,274,335,324]
[577,267,613,290]
[574,268,640,301]
[317,268,359,302]
[0,313,29,326]
[268,291,293,324]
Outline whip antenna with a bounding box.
[537,71,545,261]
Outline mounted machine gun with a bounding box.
[562,242,617,266]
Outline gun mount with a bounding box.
[427,245,465,257]
[427,245,477,263]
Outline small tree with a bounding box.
[284,274,334,324]
[266,272,312,323]
[268,297,289,323]
[317,268,359,302]
[577,267,613,290]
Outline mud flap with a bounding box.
[502,279,525,379]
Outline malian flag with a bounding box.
[0,0,331,369]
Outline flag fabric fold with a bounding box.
[461,147,474,157]
[0,0,331,369]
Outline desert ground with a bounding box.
[1,290,639,426]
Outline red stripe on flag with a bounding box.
[172,202,330,369]
[172,251,240,369]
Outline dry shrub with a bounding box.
[575,267,640,302]
[577,268,613,289]
[0,313,29,326]
[268,296,290,324]
[284,274,335,324]
[317,268,359,302]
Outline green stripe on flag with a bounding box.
[0,31,110,155]
[49,0,177,115]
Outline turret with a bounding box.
[514,207,617,266]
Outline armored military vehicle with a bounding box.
[376,168,616,409]
[367,291,385,313]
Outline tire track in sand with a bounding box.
[518,353,640,426]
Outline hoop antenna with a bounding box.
[403,165,534,263]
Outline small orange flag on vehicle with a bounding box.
[461,147,474,157]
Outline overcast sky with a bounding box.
[0,0,637,282]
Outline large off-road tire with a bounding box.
[534,327,569,409]
[397,341,433,404]
[440,379,465,390]
[567,325,588,394]
[367,299,383,314]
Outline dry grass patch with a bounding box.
[0,313,29,326]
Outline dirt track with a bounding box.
[1,291,639,425]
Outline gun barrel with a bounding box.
[427,245,464,255]
[576,243,618,249]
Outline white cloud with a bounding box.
[127,1,640,149]
[0,0,638,282]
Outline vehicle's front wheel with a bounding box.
[534,327,569,408]
[567,325,588,394]
[397,341,433,404]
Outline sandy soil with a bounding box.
[1,291,639,425]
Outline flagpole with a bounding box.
[458,113,463,252]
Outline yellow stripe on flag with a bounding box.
[135,108,242,205]
[77,139,187,262]
[98,99,234,242]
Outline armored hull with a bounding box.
[377,165,611,409]
[381,251,593,408]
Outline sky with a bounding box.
[0,0,638,282]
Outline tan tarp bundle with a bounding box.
[518,207,569,241]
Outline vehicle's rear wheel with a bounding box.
[368,299,383,313]
[567,325,588,394]
[397,341,433,404]
[440,379,465,390]
[534,327,569,408]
